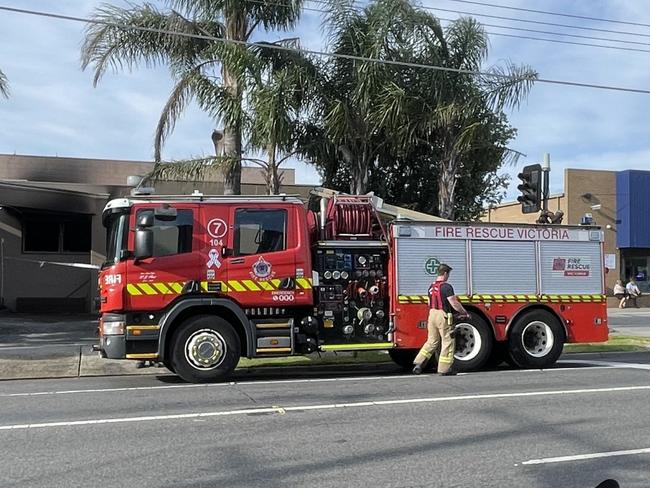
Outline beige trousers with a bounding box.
[413,309,455,373]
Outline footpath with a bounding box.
[0,309,649,381]
[0,312,162,380]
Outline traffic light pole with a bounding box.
[541,153,550,212]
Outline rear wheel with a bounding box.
[171,315,240,383]
[454,312,493,372]
[508,309,565,369]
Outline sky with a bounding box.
[1,0,650,200]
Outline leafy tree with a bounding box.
[81,0,304,195]
[307,0,535,219]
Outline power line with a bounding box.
[478,30,650,54]
[444,0,650,29]
[302,0,650,53]
[442,18,650,48]
[310,0,650,40]
[422,5,650,39]
[2,4,650,95]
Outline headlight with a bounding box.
[102,320,125,335]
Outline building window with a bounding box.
[234,209,287,256]
[23,213,91,253]
[136,209,194,258]
[622,251,650,293]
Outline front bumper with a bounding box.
[100,335,126,359]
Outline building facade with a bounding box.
[0,154,314,313]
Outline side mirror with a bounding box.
[137,213,154,228]
[134,229,153,260]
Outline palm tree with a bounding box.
[81,0,304,195]
[317,0,535,217]
[246,39,320,194]
[0,68,8,98]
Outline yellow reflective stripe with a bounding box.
[169,282,183,294]
[228,280,246,292]
[242,280,261,291]
[126,284,142,296]
[296,278,312,289]
[153,283,172,294]
[271,279,281,289]
[125,353,158,359]
[200,281,209,292]
[258,281,274,291]
[137,283,157,295]
[320,342,393,351]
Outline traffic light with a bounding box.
[517,164,542,214]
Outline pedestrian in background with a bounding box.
[626,278,641,308]
[614,280,628,309]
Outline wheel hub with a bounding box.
[521,321,554,358]
[185,329,226,370]
[454,323,482,361]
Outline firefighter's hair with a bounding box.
[438,264,452,276]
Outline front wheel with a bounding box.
[508,309,565,369]
[171,315,241,383]
[454,312,493,372]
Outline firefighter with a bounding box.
[412,263,470,376]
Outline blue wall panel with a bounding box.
[617,170,650,248]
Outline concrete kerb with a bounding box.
[0,346,166,381]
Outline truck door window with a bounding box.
[136,209,193,257]
[234,209,287,256]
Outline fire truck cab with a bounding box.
[97,191,608,383]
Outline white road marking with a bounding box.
[1,383,649,431]
[0,365,618,398]
[561,359,650,370]
[522,447,650,465]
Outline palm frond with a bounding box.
[154,67,202,162]
[81,3,223,86]
[0,68,8,98]
[481,61,538,111]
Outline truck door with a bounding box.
[198,204,231,288]
[223,204,310,308]
[126,204,201,311]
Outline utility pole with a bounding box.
[536,153,564,224]
[541,153,550,213]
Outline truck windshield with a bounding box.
[104,212,129,268]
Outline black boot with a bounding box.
[412,365,423,375]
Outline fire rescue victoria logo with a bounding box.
[251,256,275,281]
[424,257,441,275]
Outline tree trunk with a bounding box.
[437,154,458,220]
[221,12,247,195]
[266,143,282,195]
[349,144,370,195]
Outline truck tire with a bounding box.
[454,312,493,372]
[388,349,418,370]
[485,341,508,368]
[508,309,565,369]
[170,315,241,383]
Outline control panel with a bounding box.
[313,245,389,344]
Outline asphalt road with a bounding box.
[1,354,649,488]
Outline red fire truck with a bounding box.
[97,189,608,382]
